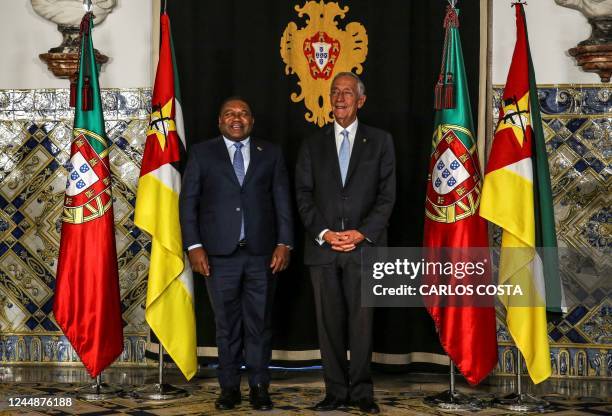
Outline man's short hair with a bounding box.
[331,72,366,97]
[219,96,252,115]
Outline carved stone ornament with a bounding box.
[555,0,612,82]
[32,0,116,80]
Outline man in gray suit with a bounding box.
[295,73,396,414]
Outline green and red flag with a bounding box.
[423,5,497,385]
[54,12,123,377]
[134,12,197,380]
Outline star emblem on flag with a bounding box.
[147,99,176,150]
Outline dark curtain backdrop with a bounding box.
[166,0,481,366]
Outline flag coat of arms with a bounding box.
[423,6,497,386]
[54,12,123,378]
[134,12,197,380]
[480,3,563,384]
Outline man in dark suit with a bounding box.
[179,97,293,411]
[295,73,396,414]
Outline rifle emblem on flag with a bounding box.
[148,99,176,150]
[498,94,531,145]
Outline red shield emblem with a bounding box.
[426,128,480,211]
[63,132,113,223]
[303,32,340,80]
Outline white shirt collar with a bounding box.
[334,119,358,140]
[223,136,250,148]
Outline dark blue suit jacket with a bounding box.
[179,136,293,256]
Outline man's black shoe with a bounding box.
[314,395,348,411]
[249,384,273,411]
[215,388,241,410]
[356,398,380,414]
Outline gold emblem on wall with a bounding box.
[280,1,368,126]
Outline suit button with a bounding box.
[342,195,348,200]
[236,207,241,211]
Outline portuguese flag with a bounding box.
[54,13,123,377]
[423,5,497,386]
[134,12,197,380]
[480,3,563,384]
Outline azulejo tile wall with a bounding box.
[492,85,611,379]
[0,86,609,379]
[0,88,152,366]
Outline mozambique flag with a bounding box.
[54,13,123,377]
[134,12,197,380]
[423,5,497,386]
[480,3,563,384]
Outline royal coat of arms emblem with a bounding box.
[425,124,482,223]
[62,129,113,224]
[280,1,368,126]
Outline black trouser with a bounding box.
[310,253,374,401]
[206,247,275,389]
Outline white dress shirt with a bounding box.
[317,119,359,245]
[333,118,358,158]
[224,136,251,172]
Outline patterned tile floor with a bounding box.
[0,366,610,415]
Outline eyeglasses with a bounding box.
[330,90,356,98]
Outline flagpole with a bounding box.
[76,371,122,400]
[158,343,165,385]
[449,360,456,394]
[493,350,550,412]
[133,344,189,400]
[517,353,522,396]
[424,360,486,411]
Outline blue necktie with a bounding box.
[233,142,245,240]
[233,142,245,185]
[338,130,350,185]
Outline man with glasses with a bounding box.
[295,72,396,414]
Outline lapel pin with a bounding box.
[363,138,367,143]
[257,146,263,151]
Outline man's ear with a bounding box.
[357,94,367,109]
